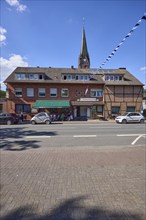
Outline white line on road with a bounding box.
[26,136,51,138]
[73,135,97,138]
[131,135,145,145]
[117,134,145,136]
[117,134,146,145]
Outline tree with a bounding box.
[0,90,6,98]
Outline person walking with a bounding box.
[20,112,24,123]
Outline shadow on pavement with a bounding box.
[1,196,143,220]
[0,127,57,151]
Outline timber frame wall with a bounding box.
[104,85,143,118]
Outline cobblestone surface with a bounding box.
[0,146,145,220]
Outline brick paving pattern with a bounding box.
[0,146,145,220]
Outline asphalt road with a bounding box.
[1,122,145,150]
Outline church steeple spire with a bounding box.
[78,20,90,69]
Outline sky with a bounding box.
[0,0,146,90]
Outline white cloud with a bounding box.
[0,27,7,46]
[140,67,146,72]
[5,0,27,12]
[0,54,28,90]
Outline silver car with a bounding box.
[115,112,145,124]
[31,112,51,125]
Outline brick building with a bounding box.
[4,27,143,120]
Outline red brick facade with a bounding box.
[5,78,143,120]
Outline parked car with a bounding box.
[31,112,52,125]
[0,113,19,125]
[115,112,145,124]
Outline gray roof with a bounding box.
[4,67,143,86]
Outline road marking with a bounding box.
[26,136,51,138]
[131,135,145,145]
[117,134,146,145]
[73,135,97,138]
[117,134,145,136]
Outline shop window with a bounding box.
[111,107,120,114]
[97,106,103,113]
[127,106,135,112]
[15,104,31,113]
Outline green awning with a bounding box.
[32,100,70,109]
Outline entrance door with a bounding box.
[80,107,87,117]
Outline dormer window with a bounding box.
[29,74,38,80]
[16,73,25,80]
[104,75,123,81]
[39,74,43,80]
[62,74,90,81]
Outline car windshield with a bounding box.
[121,112,128,116]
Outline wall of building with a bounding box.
[104,85,143,118]
[6,83,143,120]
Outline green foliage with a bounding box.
[0,90,6,98]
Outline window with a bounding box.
[114,75,119,81]
[15,88,22,97]
[104,75,123,81]
[110,76,114,81]
[67,75,72,80]
[39,74,43,80]
[29,74,38,80]
[119,76,123,80]
[111,107,120,114]
[91,89,103,97]
[97,106,103,113]
[15,104,31,113]
[27,88,34,97]
[38,88,46,97]
[84,75,89,81]
[105,76,110,81]
[78,75,84,80]
[127,106,135,112]
[61,88,69,97]
[50,88,57,97]
[16,73,25,80]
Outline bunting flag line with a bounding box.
[99,13,146,68]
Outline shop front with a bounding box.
[71,98,104,120]
[32,100,71,121]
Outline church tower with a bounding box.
[78,25,90,69]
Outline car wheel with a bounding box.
[46,120,51,125]
[140,119,144,124]
[122,119,127,124]
[31,120,36,125]
[7,120,12,125]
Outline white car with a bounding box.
[115,112,145,124]
[31,112,52,125]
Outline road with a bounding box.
[0,122,145,150]
[0,121,145,220]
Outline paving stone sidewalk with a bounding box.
[0,146,145,220]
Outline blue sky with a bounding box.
[0,0,146,90]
